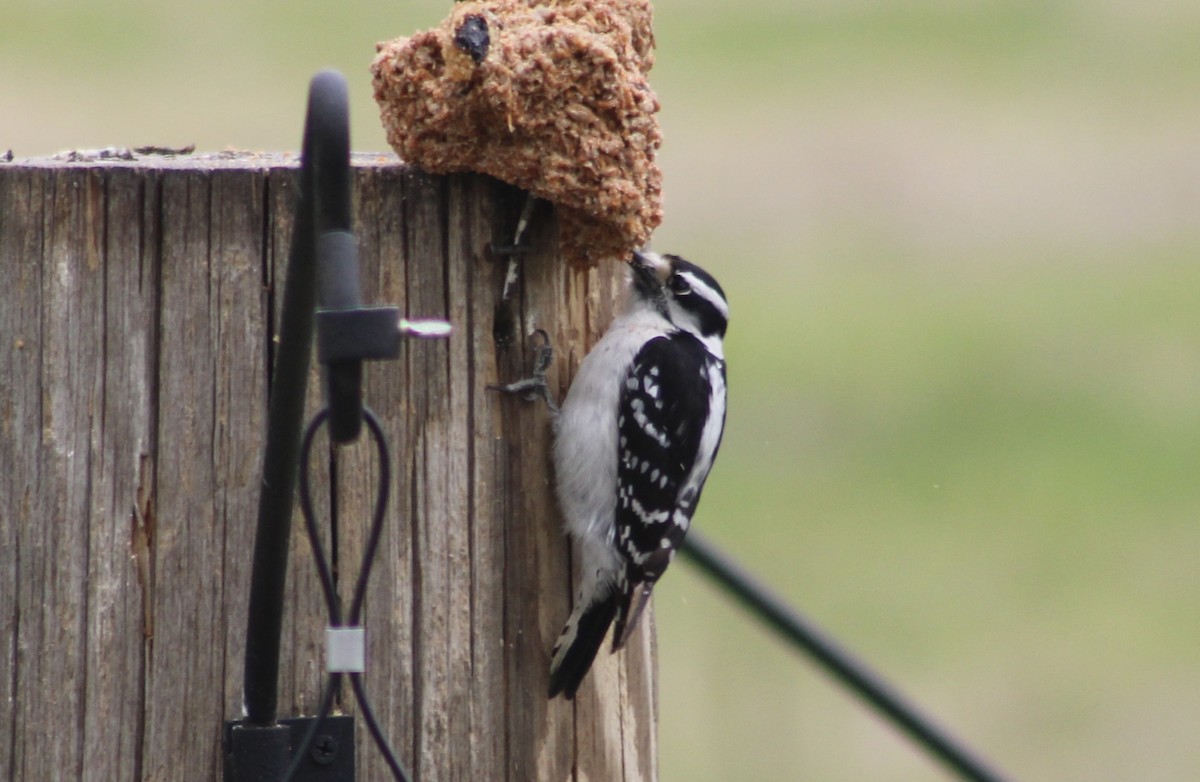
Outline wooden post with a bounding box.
[0,154,657,781]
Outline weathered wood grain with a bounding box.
[82,166,157,782]
[0,155,656,781]
[0,165,43,782]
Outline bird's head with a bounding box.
[629,250,729,353]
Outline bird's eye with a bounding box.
[669,275,692,295]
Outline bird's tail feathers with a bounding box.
[548,590,618,700]
[611,581,653,651]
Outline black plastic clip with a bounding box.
[310,171,450,444]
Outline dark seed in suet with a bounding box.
[454,15,490,64]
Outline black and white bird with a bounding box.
[547,250,729,699]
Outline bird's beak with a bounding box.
[629,250,669,295]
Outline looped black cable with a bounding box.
[282,406,411,782]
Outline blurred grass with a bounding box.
[4,1,1200,780]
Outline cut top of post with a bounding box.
[1,150,402,171]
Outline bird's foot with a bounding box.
[488,328,558,413]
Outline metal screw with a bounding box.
[311,733,338,766]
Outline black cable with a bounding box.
[351,673,410,780]
[287,407,412,782]
[298,407,343,624]
[679,530,1014,782]
[345,410,391,627]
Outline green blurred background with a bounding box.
[5,1,1199,779]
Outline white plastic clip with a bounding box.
[325,626,366,673]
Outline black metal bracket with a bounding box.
[225,716,355,782]
[226,68,445,782]
[226,68,353,782]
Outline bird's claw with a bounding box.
[488,329,558,412]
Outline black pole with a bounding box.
[679,530,1014,782]
[307,78,365,445]
[242,70,350,727]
